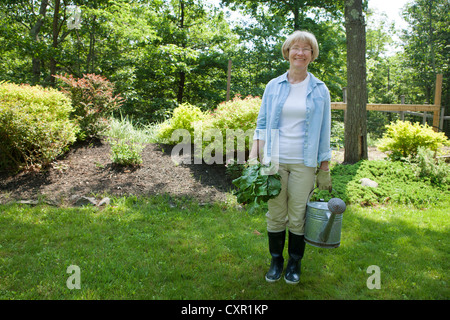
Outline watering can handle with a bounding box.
[307,188,318,203]
[307,187,335,203]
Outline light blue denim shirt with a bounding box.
[253,71,332,168]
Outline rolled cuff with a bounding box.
[317,149,332,164]
[253,128,266,141]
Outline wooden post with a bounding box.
[343,87,347,123]
[400,95,405,120]
[433,73,443,131]
[226,59,232,101]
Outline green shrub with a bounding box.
[409,146,450,187]
[377,120,449,160]
[54,73,124,141]
[0,81,79,171]
[156,96,261,164]
[109,139,146,166]
[106,116,150,166]
[156,103,205,143]
[201,95,260,160]
[312,160,450,207]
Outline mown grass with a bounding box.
[0,194,448,300]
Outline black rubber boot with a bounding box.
[265,230,286,282]
[284,232,305,284]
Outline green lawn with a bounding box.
[0,194,448,300]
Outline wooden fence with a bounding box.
[224,59,445,131]
[331,74,444,132]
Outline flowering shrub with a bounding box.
[0,81,79,170]
[54,73,124,140]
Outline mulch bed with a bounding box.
[0,140,235,206]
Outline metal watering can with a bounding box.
[304,189,346,248]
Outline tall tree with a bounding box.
[221,0,347,100]
[221,0,343,32]
[31,0,49,85]
[400,0,449,134]
[344,0,368,164]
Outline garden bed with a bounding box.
[0,140,390,206]
[0,139,234,205]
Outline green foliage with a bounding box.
[409,146,450,186]
[156,103,205,143]
[109,139,145,166]
[0,82,78,171]
[203,95,260,133]
[377,120,449,160]
[312,159,450,207]
[225,158,245,180]
[54,73,124,141]
[105,116,150,166]
[200,95,260,159]
[232,162,282,213]
[156,96,261,162]
[331,121,345,149]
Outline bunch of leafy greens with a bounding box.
[232,163,282,213]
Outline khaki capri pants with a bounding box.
[266,163,316,235]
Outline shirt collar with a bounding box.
[277,71,321,84]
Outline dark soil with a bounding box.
[0,140,235,206]
[0,139,391,206]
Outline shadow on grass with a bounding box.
[0,196,447,300]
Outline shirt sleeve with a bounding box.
[253,86,269,141]
[317,86,332,164]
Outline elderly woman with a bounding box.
[249,30,332,284]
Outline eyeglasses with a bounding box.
[290,47,312,54]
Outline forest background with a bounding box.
[0,0,448,139]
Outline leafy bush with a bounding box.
[156,95,261,163]
[54,73,124,140]
[106,116,150,166]
[156,103,205,143]
[409,146,450,186]
[377,120,449,160]
[201,95,260,160]
[0,81,79,171]
[109,140,146,166]
[312,160,450,207]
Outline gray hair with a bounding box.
[281,30,319,62]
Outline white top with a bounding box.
[276,73,310,163]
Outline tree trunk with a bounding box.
[30,0,49,85]
[344,0,368,164]
[177,0,186,104]
[49,0,61,87]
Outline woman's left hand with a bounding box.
[316,169,332,192]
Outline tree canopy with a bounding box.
[0,0,448,136]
